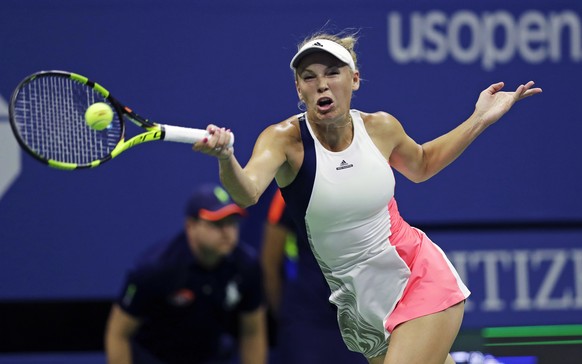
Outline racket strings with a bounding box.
[12,76,122,165]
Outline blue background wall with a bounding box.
[1,0,581,334]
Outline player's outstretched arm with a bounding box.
[390,81,542,183]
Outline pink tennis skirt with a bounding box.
[384,199,470,333]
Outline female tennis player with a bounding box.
[193,31,542,364]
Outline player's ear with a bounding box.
[352,70,360,91]
[295,81,303,100]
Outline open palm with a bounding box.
[475,81,542,127]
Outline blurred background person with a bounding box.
[105,183,267,364]
[261,188,367,363]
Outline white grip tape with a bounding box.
[162,124,234,147]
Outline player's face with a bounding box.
[295,52,359,121]
[187,216,240,257]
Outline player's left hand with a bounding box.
[474,81,542,127]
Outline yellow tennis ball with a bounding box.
[85,102,113,130]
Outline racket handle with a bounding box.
[162,124,235,147]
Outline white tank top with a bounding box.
[303,110,412,356]
[304,110,397,272]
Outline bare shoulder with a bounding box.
[240,115,303,194]
[251,114,303,170]
[254,115,302,156]
[254,115,304,187]
[262,115,301,141]
[358,111,405,158]
[360,111,401,130]
[360,111,405,139]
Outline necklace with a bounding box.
[312,114,352,128]
[310,113,353,151]
[337,114,353,128]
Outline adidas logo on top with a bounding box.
[336,160,354,170]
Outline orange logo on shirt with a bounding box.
[170,288,195,306]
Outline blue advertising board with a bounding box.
[0,0,580,329]
[429,228,582,328]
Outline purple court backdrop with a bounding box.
[1,0,581,329]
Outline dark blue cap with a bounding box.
[185,184,246,221]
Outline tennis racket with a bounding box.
[9,70,233,170]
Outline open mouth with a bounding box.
[317,97,333,109]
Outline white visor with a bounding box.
[290,39,356,71]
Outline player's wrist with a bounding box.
[217,152,233,161]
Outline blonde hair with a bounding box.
[296,30,360,70]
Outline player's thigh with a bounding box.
[368,353,455,364]
[368,355,384,364]
[278,322,367,364]
[384,301,465,364]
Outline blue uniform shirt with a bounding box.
[116,232,263,364]
[269,190,367,363]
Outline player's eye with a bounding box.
[327,67,341,75]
